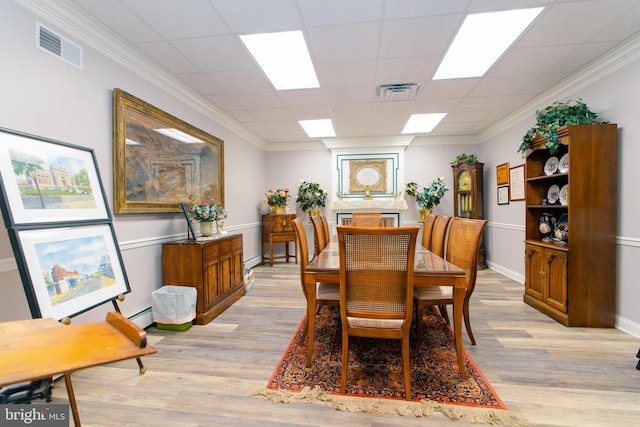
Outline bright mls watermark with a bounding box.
[0,405,67,426]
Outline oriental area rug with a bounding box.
[252,306,528,426]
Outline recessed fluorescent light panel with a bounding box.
[402,113,447,134]
[434,7,544,80]
[154,128,203,143]
[240,31,319,90]
[299,119,335,138]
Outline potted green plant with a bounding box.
[518,99,602,155]
[405,177,449,222]
[450,153,479,167]
[296,181,327,217]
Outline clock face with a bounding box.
[458,170,472,191]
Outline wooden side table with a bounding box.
[262,214,297,266]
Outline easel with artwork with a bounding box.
[0,127,152,424]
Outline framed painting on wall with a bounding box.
[0,127,110,226]
[113,89,224,214]
[10,223,130,320]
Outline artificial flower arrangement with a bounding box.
[405,177,449,209]
[296,180,327,212]
[263,188,290,207]
[187,195,227,222]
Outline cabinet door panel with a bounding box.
[220,255,233,294]
[546,251,568,313]
[525,245,544,299]
[205,260,220,307]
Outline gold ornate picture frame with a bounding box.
[113,89,224,214]
[349,159,387,193]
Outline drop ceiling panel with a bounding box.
[171,36,255,72]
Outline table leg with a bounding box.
[303,272,316,368]
[452,280,467,379]
[269,237,274,267]
[285,242,290,263]
[64,373,81,427]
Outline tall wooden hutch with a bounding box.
[523,124,617,327]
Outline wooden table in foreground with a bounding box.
[0,311,157,427]
[304,240,468,378]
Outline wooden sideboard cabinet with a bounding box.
[162,233,245,325]
[523,124,617,327]
[262,214,297,266]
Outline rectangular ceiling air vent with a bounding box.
[36,22,83,69]
[375,83,422,101]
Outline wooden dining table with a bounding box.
[304,239,468,379]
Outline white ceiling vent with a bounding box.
[375,83,422,101]
[36,22,83,69]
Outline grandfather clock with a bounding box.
[452,162,486,268]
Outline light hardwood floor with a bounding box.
[48,263,639,427]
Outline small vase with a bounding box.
[275,206,285,214]
[199,221,214,237]
[269,206,276,214]
[308,209,320,219]
[419,208,432,223]
[216,219,224,234]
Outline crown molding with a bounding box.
[479,31,640,142]
[14,0,268,150]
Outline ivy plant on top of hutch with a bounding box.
[450,153,486,268]
[519,100,617,327]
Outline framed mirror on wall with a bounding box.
[113,89,224,214]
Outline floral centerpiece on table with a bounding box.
[296,180,327,214]
[187,196,227,223]
[264,188,290,207]
[406,177,449,210]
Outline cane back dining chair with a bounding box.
[337,225,419,400]
[292,218,339,345]
[429,215,452,258]
[414,217,488,349]
[421,214,437,250]
[310,214,328,259]
[351,212,383,227]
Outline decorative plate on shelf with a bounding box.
[559,185,568,206]
[547,184,560,204]
[544,156,559,175]
[558,153,569,173]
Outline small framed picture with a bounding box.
[497,185,510,205]
[509,164,526,201]
[496,162,509,186]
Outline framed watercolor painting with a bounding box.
[0,127,110,226]
[10,223,130,320]
[113,89,224,214]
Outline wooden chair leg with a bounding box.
[402,334,411,400]
[299,318,308,345]
[439,304,450,325]
[463,300,476,345]
[340,331,349,394]
[415,302,424,349]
